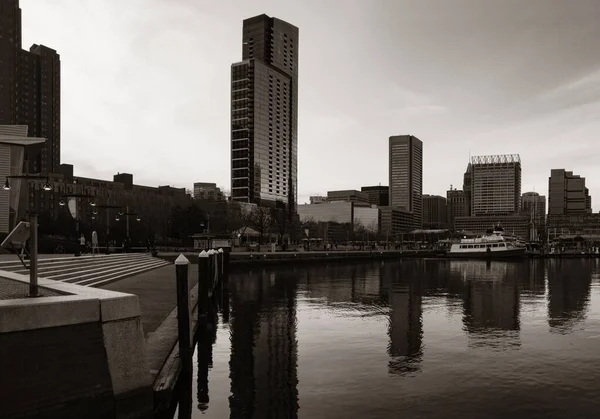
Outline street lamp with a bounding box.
[4,173,54,297]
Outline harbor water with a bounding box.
[176,258,600,419]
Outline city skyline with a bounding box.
[18,0,600,209]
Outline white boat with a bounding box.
[447,226,526,259]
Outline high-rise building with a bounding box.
[548,169,591,215]
[446,188,468,228]
[422,194,448,229]
[0,1,60,174]
[230,14,298,212]
[469,154,521,216]
[521,192,546,224]
[389,135,423,228]
[463,163,472,216]
[361,185,389,206]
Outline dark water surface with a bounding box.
[180,259,600,419]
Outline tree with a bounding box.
[248,205,272,245]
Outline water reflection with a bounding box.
[458,261,521,350]
[547,259,592,334]
[229,270,299,419]
[183,259,600,419]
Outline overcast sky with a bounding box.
[21,0,600,208]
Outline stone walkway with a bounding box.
[0,277,64,300]
[99,263,197,337]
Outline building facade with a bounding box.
[446,188,468,229]
[422,194,448,229]
[327,189,370,204]
[230,14,298,211]
[379,206,415,237]
[361,185,389,206]
[469,154,521,216]
[389,135,423,228]
[0,1,60,174]
[521,192,546,224]
[548,169,591,215]
[193,182,224,201]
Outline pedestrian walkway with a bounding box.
[0,253,169,287]
[100,264,198,337]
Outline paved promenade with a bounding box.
[100,263,194,337]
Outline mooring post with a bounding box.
[222,249,230,322]
[207,249,216,291]
[198,250,209,322]
[175,254,192,376]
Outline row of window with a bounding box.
[459,243,507,249]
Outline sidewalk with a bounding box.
[100,263,195,337]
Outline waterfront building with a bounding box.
[0,0,61,174]
[547,169,594,239]
[521,192,546,240]
[230,14,298,211]
[456,154,526,238]
[446,188,468,228]
[327,189,370,205]
[469,154,521,216]
[379,206,415,238]
[422,194,448,229]
[193,182,224,201]
[548,169,591,215]
[361,185,389,206]
[389,135,423,228]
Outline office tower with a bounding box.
[446,188,468,228]
[422,194,448,229]
[469,154,521,216]
[463,163,472,216]
[389,135,423,228]
[521,192,546,223]
[230,14,298,211]
[0,1,60,174]
[361,185,389,206]
[548,169,591,215]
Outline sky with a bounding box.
[21,0,600,208]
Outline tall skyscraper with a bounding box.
[469,154,521,216]
[230,14,298,212]
[389,135,423,228]
[0,1,60,174]
[548,169,591,215]
[446,188,468,228]
[422,194,448,229]
[521,192,546,222]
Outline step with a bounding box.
[51,259,167,284]
[80,260,171,287]
[0,253,150,270]
[9,255,153,276]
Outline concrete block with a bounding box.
[102,317,152,397]
[0,296,100,333]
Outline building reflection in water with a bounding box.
[384,262,423,376]
[546,259,592,334]
[228,270,299,419]
[456,261,521,350]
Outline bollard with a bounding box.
[207,249,216,296]
[222,249,230,322]
[218,248,224,278]
[175,254,192,376]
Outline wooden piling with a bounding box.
[174,254,192,377]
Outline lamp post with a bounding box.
[58,178,97,256]
[115,205,141,251]
[93,203,122,254]
[3,174,53,297]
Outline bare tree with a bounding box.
[248,205,272,245]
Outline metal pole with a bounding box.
[29,213,38,297]
[126,205,130,240]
